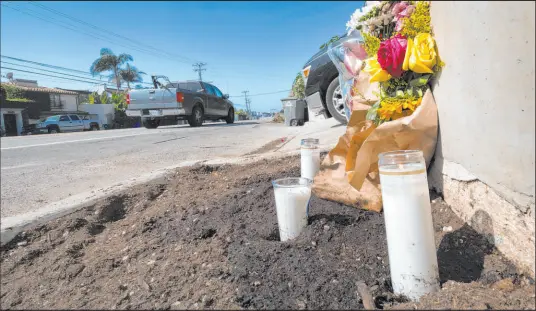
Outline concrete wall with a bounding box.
[430,1,535,276]
[78,104,115,127]
[61,94,78,112]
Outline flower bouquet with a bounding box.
[313,1,442,212]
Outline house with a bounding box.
[0,82,82,136]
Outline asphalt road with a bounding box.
[1,121,303,219]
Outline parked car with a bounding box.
[36,114,100,134]
[301,34,349,124]
[125,76,235,129]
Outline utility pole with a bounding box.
[192,62,207,81]
[242,90,251,118]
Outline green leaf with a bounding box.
[409,74,432,87]
[366,100,381,121]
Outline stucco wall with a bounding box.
[78,104,115,127]
[62,94,78,112]
[429,1,535,276]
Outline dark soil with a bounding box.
[1,156,534,310]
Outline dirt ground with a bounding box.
[1,155,534,310]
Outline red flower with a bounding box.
[376,34,408,78]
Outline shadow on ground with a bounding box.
[436,209,519,285]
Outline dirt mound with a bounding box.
[1,156,533,310]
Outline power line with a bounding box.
[1,55,98,77]
[1,66,112,85]
[0,61,106,83]
[193,62,207,82]
[1,2,193,65]
[27,1,200,64]
[1,56,153,85]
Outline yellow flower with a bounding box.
[363,57,391,83]
[403,33,438,74]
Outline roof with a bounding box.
[0,83,79,95]
[57,88,92,95]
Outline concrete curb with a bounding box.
[0,146,333,245]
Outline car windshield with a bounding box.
[45,116,59,122]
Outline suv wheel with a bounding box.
[189,105,204,127]
[225,108,235,124]
[48,127,59,134]
[325,78,347,124]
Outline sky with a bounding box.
[1,1,363,112]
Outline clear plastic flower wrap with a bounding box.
[327,31,368,121]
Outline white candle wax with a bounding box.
[301,147,320,181]
[379,161,440,301]
[273,186,311,242]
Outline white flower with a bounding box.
[346,8,363,35]
[365,1,381,8]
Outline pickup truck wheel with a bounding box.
[189,106,204,127]
[225,108,235,124]
[90,124,99,131]
[325,78,348,125]
[143,119,160,129]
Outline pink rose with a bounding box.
[376,34,408,78]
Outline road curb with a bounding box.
[0,146,333,246]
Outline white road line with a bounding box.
[0,132,155,150]
[1,163,40,170]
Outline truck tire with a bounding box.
[189,105,204,127]
[325,78,348,124]
[48,126,59,134]
[90,124,99,131]
[225,108,235,124]
[143,119,160,129]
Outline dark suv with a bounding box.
[301,34,348,124]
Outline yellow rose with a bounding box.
[363,57,391,83]
[403,33,438,74]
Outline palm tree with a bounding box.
[90,48,133,90]
[119,64,146,90]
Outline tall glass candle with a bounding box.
[378,150,440,301]
[301,138,320,181]
[272,177,312,242]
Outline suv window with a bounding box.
[69,115,80,121]
[187,82,203,93]
[212,85,223,98]
[203,83,216,96]
[59,115,70,121]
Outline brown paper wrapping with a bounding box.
[313,89,438,212]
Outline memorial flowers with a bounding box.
[346,0,443,124]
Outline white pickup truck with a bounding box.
[36,114,100,134]
[125,76,235,128]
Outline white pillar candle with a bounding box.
[301,138,320,181]
[272,178,312,242]
[378,150,440,301]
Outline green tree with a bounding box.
[119,63,146,89]
[292,72,305,99]
[110,93,127,111]
[90,48,133,90]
